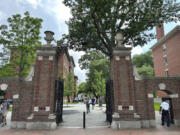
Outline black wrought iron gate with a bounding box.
[54,78,64,125]
[105,79,113,123]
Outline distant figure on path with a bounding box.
[99,96,103,109]
[91,97,96,110]
[160,98,170,127]
[85,98,90,113]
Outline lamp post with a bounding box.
[116,32,124,47]
[44,31,54,46]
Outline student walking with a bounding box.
[85,98,90,113]
[91,97,96,110]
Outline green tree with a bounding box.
[78,50,109,96]
[137,65,154,77]
[132,51,153,68]
[132,51,154,77]
[88,59,109,79]
[79,50,110,78]
[64,72,75,102]
[0,11,42,79]
[78,50,107,70]
[78,82,87,94]
[86,70,105,97]
[63,0,180,58]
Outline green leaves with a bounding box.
[0,11,42,78]
[78,50,107,70]
[79,50,109,97]
[132,51,154,77]
[63,0,180,58]
[64,72,75,97]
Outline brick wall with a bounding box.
[0,78,33,121]
[135,77,180,121]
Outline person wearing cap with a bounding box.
[160,98,170,127]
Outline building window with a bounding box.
[162,44,166,52]
[163,56,168,66]
[165,70,169,77]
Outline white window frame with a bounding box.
[162,44,166,52]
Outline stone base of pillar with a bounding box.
[111,120,157,129]
[111,120,141,129]
[11,121,57,130]
[141,120,156,128]
[11,121,26,129]
[175,120,180,126]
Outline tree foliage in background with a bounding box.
[0,11,42,79]
[132,51,154,77]
[78,50,109,97]
[78,50,107,70]
[86,70,105,97]
[63,0,180,58]
[64,72,75,102]
[78,82,87,94]
[132,51,153,68]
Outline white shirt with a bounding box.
[161,101,169,110]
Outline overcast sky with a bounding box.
[0,0,180,83]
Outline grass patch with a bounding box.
[154,103,160,111]
[9,106,13,112]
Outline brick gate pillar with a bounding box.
[111,33,141,129]
[26,31,58,129]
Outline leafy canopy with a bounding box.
[86,70,106,97]
[132,51,153,68]
[64,72,75,97]
[0,11,42,78]
[78,50,107,70]
[80,51,109,96]
[132,51,154,77]
[63,0,180,57]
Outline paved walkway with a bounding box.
[60,103,109,128]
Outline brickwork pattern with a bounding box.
[0,78,33,121]
[153,31,180,77]
[135,77,180,120]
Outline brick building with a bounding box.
[57,48,75,79]
[151,25,180,77]
[57,47,77,102]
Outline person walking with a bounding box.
[160,98,170,127]
[85,98,90,113]
[99,96,103,110]
[1,99,9,127]
[91,97,95,110]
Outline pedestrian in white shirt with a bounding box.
[160,98,170,127]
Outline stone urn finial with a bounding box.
[116,32,124,47]
[44,31,54,46]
